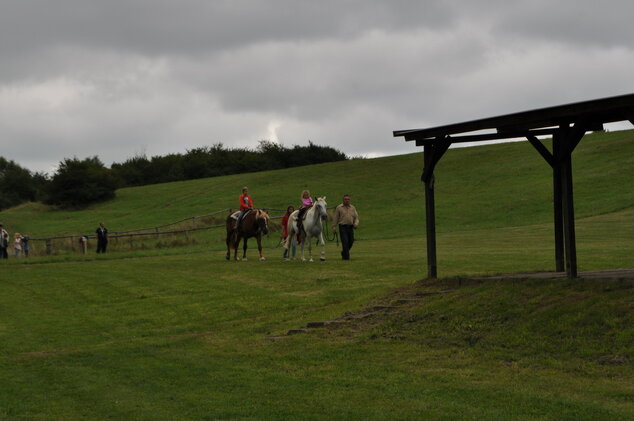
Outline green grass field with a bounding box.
[1,131,633,420]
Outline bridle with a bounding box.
[256,210,269,235]
[313,199,328,222]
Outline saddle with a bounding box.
[231,209,254,231]
[297,203,313,221]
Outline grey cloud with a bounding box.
[1,1,633,174]
[505,3,634,48]
[1,0,454,57]
[172,25,490,121]
[459,0,634,48]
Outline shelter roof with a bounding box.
[394,93,634,145]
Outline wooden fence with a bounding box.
[25,207,299,256]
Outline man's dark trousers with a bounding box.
[97,240,107,253]
[338,224,354,260]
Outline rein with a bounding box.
[310,200,339,246]
[324,228,338,245]
[310,203,322,224]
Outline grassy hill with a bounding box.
[0,130,633,419]
[1,129,633,271]
[4,131,633,233]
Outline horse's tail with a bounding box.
[226,215,234,234]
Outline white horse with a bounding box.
[285,196,328,262]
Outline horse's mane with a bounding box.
[255,209,269,219]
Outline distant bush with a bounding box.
[111,141,348,187]
[1,141,349,209]
[0,157,47,210]
[46,157,118,209]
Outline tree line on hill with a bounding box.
[0,141,348,210]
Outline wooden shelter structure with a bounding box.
[393,93,634,279]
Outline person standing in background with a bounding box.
[96,222,108,253]
[21,235,30,257]
[0,224,8,259]
[13,233,22,258]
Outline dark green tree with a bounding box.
[110,141,349,187]
[46,156,118,208]
[111,154,151,187]
[0,157,46,210]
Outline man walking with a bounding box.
[96,222,108,253]
[332,194,359,260]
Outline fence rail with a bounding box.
[24,206,335,256]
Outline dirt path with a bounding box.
[482,268,634,280]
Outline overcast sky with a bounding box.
[2,0,633,174]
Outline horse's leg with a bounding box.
[319,232,326,261]
[300,234,306,261]
[289,228,297,260]
[307,234,314,262]
[291,220,304,261]
[297,220,306,262]
[233,234,240,260]
[256,234,265,261]
[226,232,231,260]
[242,237,248,261]
[290,238,296,260]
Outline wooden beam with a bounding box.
[394,93,634,141]
[421,137,451,183]
[527,134,554,167]
[413,128,556,145]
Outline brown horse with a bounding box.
[226,209,270,261]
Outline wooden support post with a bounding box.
[527,133,564,272]
[553,165,565,272]
[421,138,451,279]
[424,173,437,279]
[556,123,586,279]
[551,133,565,272]
[531,124,586,279]
[561,153,577,278]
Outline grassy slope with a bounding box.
[0,130,633,420]
[3,130,633,239]
[1,241,632,420]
